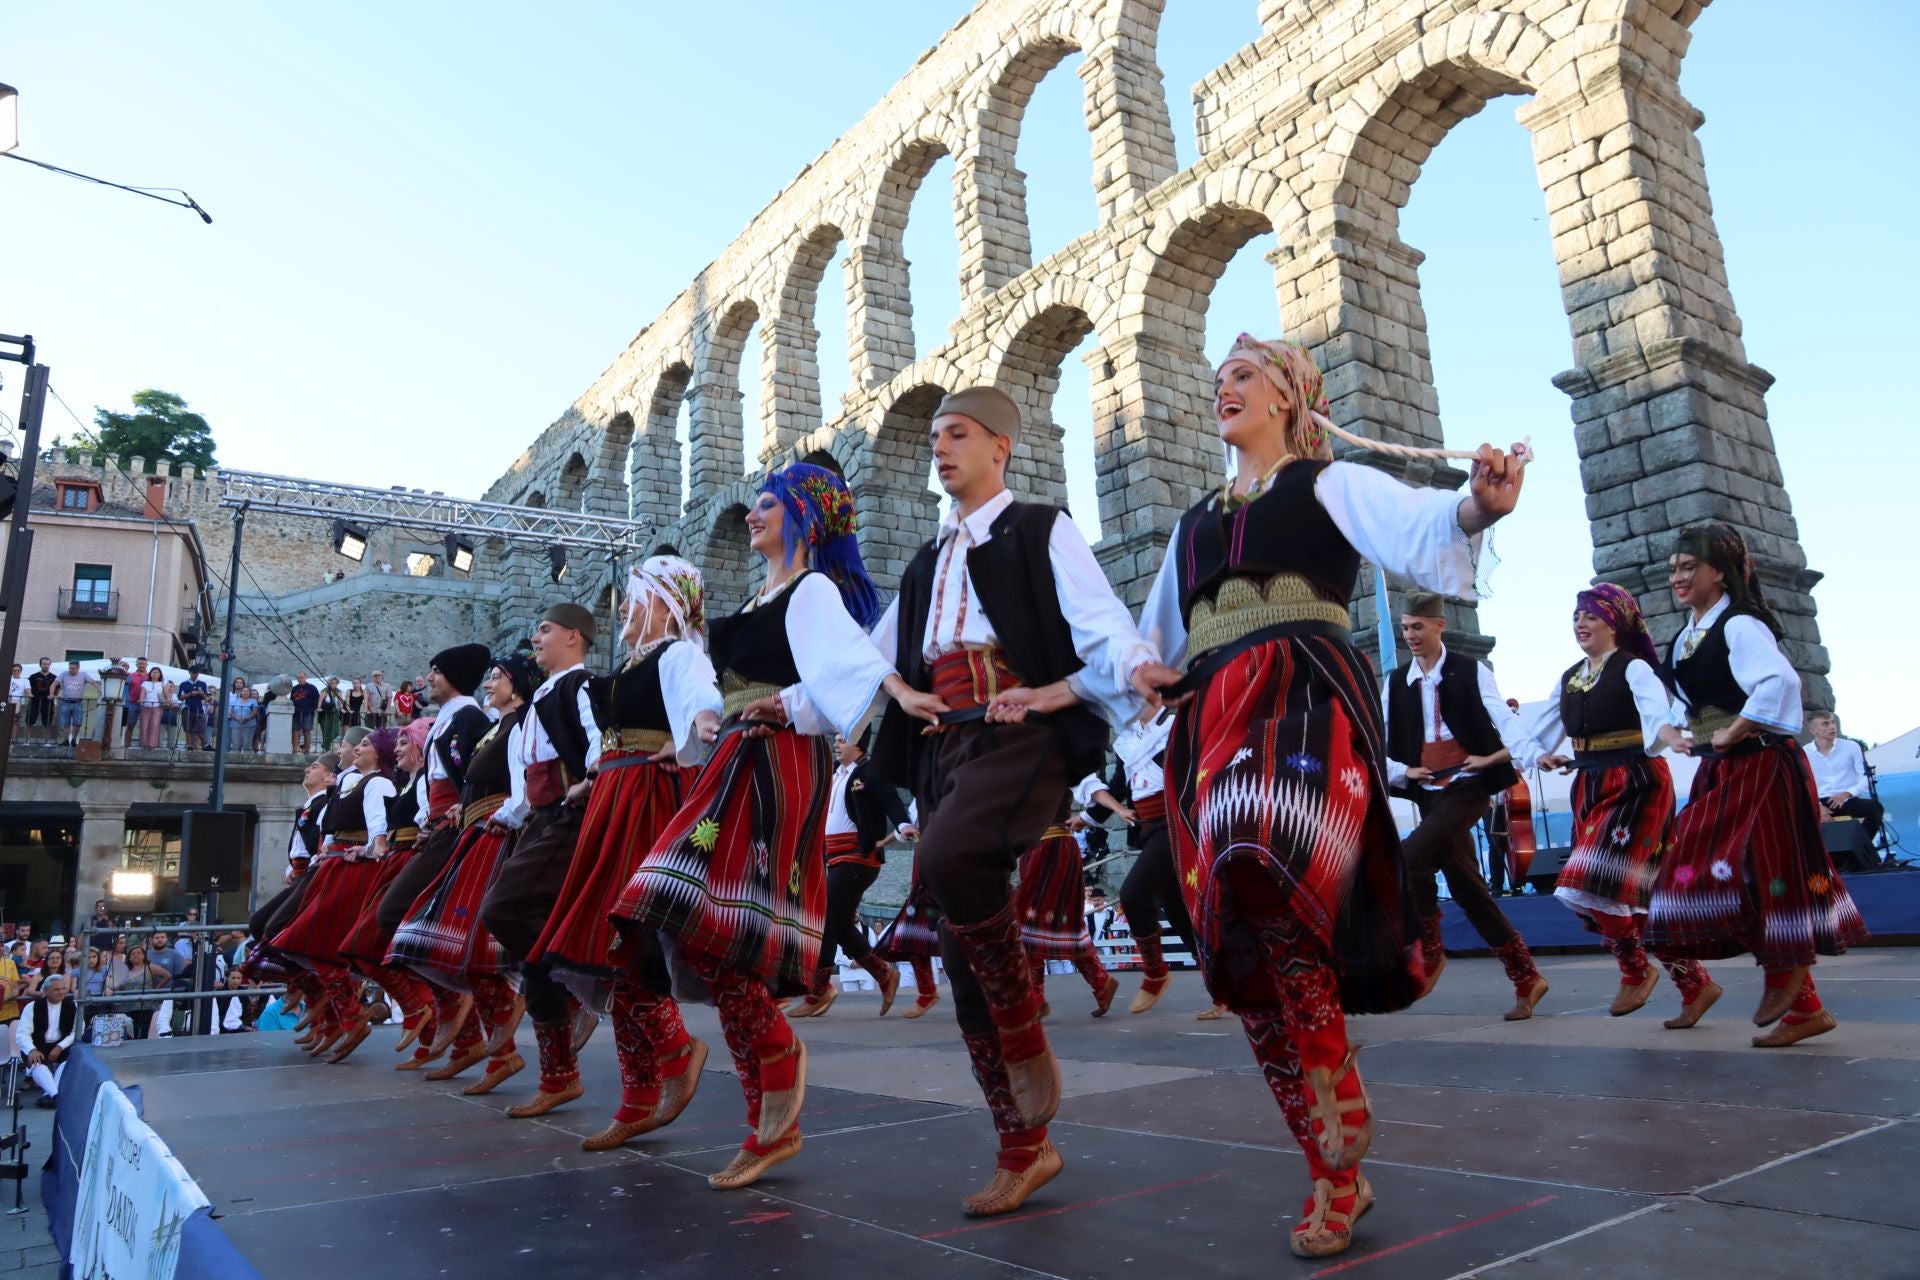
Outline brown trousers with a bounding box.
[479,804,583,1023]
[1404,783,1518,948]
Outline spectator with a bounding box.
[318,677,344,751]
[216,970,260,1033]
[226,679,259,751]
[55,661,97,747]
[137,662,166,749]
[253,687,275,752]
[110,945,171,1039]
[346,678,366,729]
[122,658,149,748]
[26,658,56,743]
[81,947,113,1000]
[365,671,391,729]
[0,943,20,1050]
[7,663,25,740]
[177,668,210,750]
[290,672,319,753]
[393,679,417,722]
[24,944,66,998]
[21,976,76,1107]
[148,931,186,984]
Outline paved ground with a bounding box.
[2,1096,62,1278]
[98,951,1920,1278]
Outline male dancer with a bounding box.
[870,386,1153,1216]
[792,733,911,1018]
[1385,593,1547,1019]
[480,604,601,1117]
[374,644,493,1057]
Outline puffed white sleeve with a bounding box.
[362,777,396,844]
[1136,529,1188,671]
[1071,772,1107,810]
[1315,461,1481,599]
[1048,513,1155,726]
[495,724,528,829]
[1475,661,1537,764]
[1723,615,1803,735]
[1624,659,1677,754]
[659,640,724,766]
[1521,679,1568,759]
[577,680,603,773]
[781,574,896,739]
[870,596,903,668]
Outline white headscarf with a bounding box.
[623,555,707,656]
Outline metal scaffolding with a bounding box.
[215,468,654,551]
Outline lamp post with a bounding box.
[98,664,127,757]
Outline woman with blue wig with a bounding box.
[614,462,945,1190]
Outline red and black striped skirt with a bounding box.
[876,863,942,959]
[388,822,515,984]
[270,850,386,970]
[1015,825,1091,958]
[612,724,832,998]
[1646,739,1869,966]
[1166,633,1423,1015]
[1554,755,1674,922]
[338,842,425,969]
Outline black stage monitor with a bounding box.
[181,808,248,893]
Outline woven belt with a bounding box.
[463,794,506,826]
[1420,740,1470,772]
[1132,792,1167,823]
[426,780,460,820]
[1187,574,1350,659]
[825,832,863,856]
[525,759,572,808]
[599,727,670,755]
[1040,825,1071,842]
[390,826,420,849]
[328,830,368,845]
[929,646,1022,713]
[721,675,784,719]
[1572,730,1642,753]
[1687,707,1737,739]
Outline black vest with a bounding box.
[325,771,390,835]
[871,502,1108,789]
[709,577,805,688]
[594,645,672,732]
[292,790,327,861]
[462,708,520,805]
[387,771,423,835]
[845,759,910,852]
[531,669,594,777]
[430,703,492,791]
[1172,459,1360,615]
[1663,611,1749,719]
[1386,650,1508,767]
[1558,651,1640,741]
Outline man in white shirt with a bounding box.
[21,975,76,1107]
[1805,711,1881,859]
[366,672,391,730]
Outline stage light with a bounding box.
[331,519,369,562]
[444,533,475,574]
[108,870,155,901]
[548,545,568,583]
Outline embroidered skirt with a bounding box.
[876,864,943,959]
[338,844,424,968]
[1015,825,1091,958]
[271,854,385,970]
[532,751,688,996]
[1554,755,1674,921]
[1645,739,1869,966]
[388,822,515,985]
[1166,634,1422,1015]
[612,724,832,998]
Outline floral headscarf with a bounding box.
[760,462,882,628]
[1219,333,1335,460]
[624,554,707,654]
[490,652,538,704]
[1574,583,1660,671]
[1672,522,1784,639]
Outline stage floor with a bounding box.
[108,952,1920,1279]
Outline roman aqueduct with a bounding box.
[479,0,1828,705]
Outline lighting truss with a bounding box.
[217,468,652,552]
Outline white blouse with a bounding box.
[334,772,395,846]
[1667,595,1802,735]
[778,573,898,741]
[1138,460,1483,671]
[658,639,724,767]
[1520,655,1675,763]
[824,759,858,837]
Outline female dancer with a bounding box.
[791,732,910,1019]
[390,655,538,1091]
[532,556,718,1149]
[1644,524,1868,1046]
[270,728,400,1060]
[1524,584,1719,1026]
[1131,334,1527,1258]
[612,463,943,1190]
[1016,807,1119,1017]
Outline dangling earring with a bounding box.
[1267,403,1281,417]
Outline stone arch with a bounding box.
[850,135,962,390]
[701,502,753,617]
[522,490,547,510]
[634,362,692,524]
[851,380,948,589]
[689,300,762,494]
[987,301,1098,511]
[769,223,849,447]
[556,452,589,512]
[800,447,844,477]
[589,412,634,520]
[966,21,1089,295]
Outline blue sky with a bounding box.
[4,2,1916,741]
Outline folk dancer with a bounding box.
[1016,802,1119,1018]
[1130,334,1529,1257]
[1644,524,1869,1047]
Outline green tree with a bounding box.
[90,390,218,472]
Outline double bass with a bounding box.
[1502,776,1535,882]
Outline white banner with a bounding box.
[70,1082,210,1280]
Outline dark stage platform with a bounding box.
[110,952,1919,1279]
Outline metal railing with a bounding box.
[55,587,118,621]
[61,923,286,1040]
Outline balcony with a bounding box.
[57,587,119,621]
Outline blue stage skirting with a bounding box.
[42,1043,263,1280]
[1442,869,1920,954]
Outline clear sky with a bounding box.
[4,2,1915,741]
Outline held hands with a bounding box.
[1464,442,1530,529]
[564,779,593,808]
[897,823,919,843]
[1403,766,1435,785]
[1656,725,1692,756]
[883,675,949,729]
[1710,722,1753,754]
[1114,804,1138,826]
[738,695,789,739]
[1537,754,1572,773]
[985,680,1077,724]
[1131,661,1188,710]
[694,709,723,745]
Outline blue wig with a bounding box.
[760,463,883,629]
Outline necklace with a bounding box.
[749,573,802,611]
[1565,653,1610,693]
[1217,452,1297,509]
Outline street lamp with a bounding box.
[98,663,128,755]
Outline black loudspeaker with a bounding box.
[181,809,249,893]
[1525,845,1574,893]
